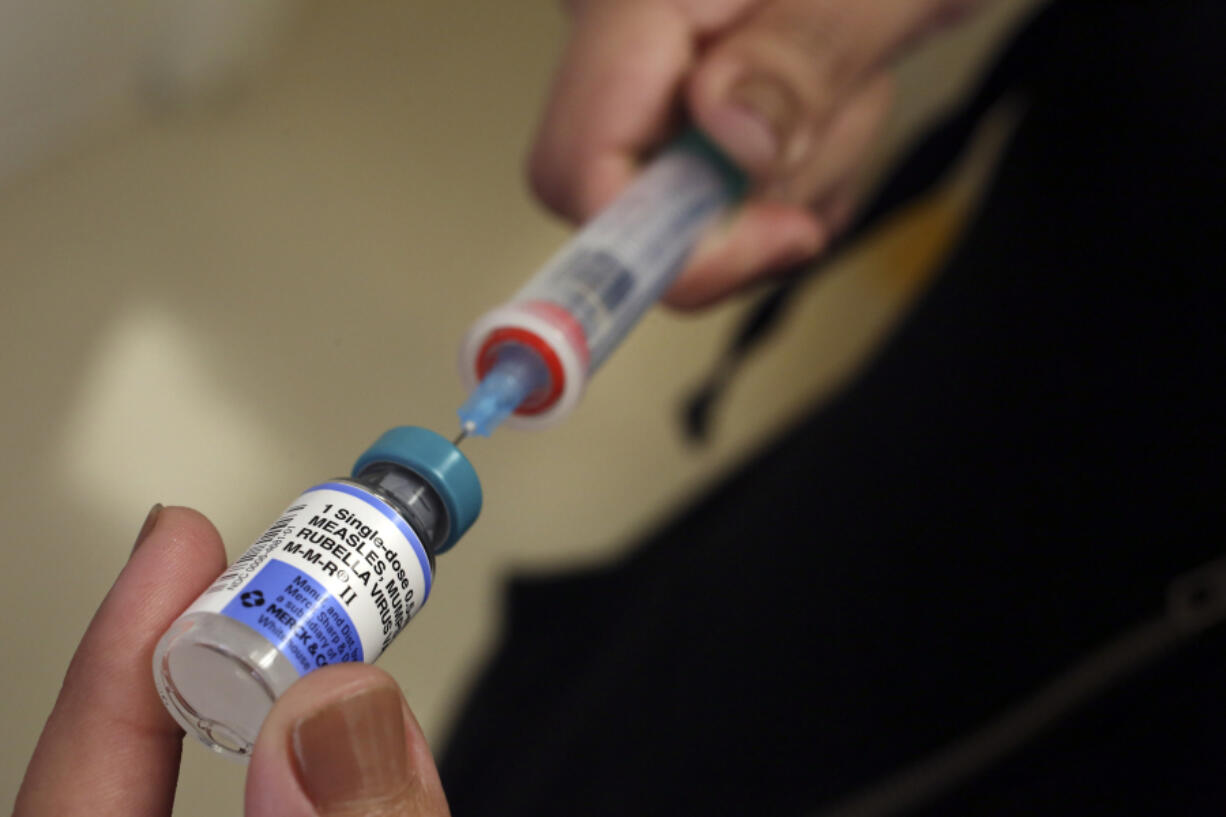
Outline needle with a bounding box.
[453,421,475,447]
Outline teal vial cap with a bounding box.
[351,426,482,554]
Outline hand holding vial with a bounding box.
[13,506,451,817]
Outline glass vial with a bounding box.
[153,427,482,759]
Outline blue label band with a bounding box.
[305,481,433,603]
[222,559,363,676]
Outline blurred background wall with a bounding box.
[1,1,1038,813]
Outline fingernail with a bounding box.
[292,684,410,814]
[132,503,164,554]
[708,73,797,175]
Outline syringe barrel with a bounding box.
[516,133,743,370]
[460,132,744,431]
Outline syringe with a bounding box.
[458,131,745,438]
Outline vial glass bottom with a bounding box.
[153,611,299,760]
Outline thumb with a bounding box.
[245,664,450,817]
[687,0,973,179]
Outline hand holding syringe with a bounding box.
[457,132,745,440]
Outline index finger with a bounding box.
[14,507,227,817]
[528,0,757,221]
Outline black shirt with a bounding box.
[441,3,1226,814]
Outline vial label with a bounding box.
[221,559,364,673]
[186,482,433,675]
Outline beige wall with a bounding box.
[0,0,297,187]
[0,1,1039,813]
